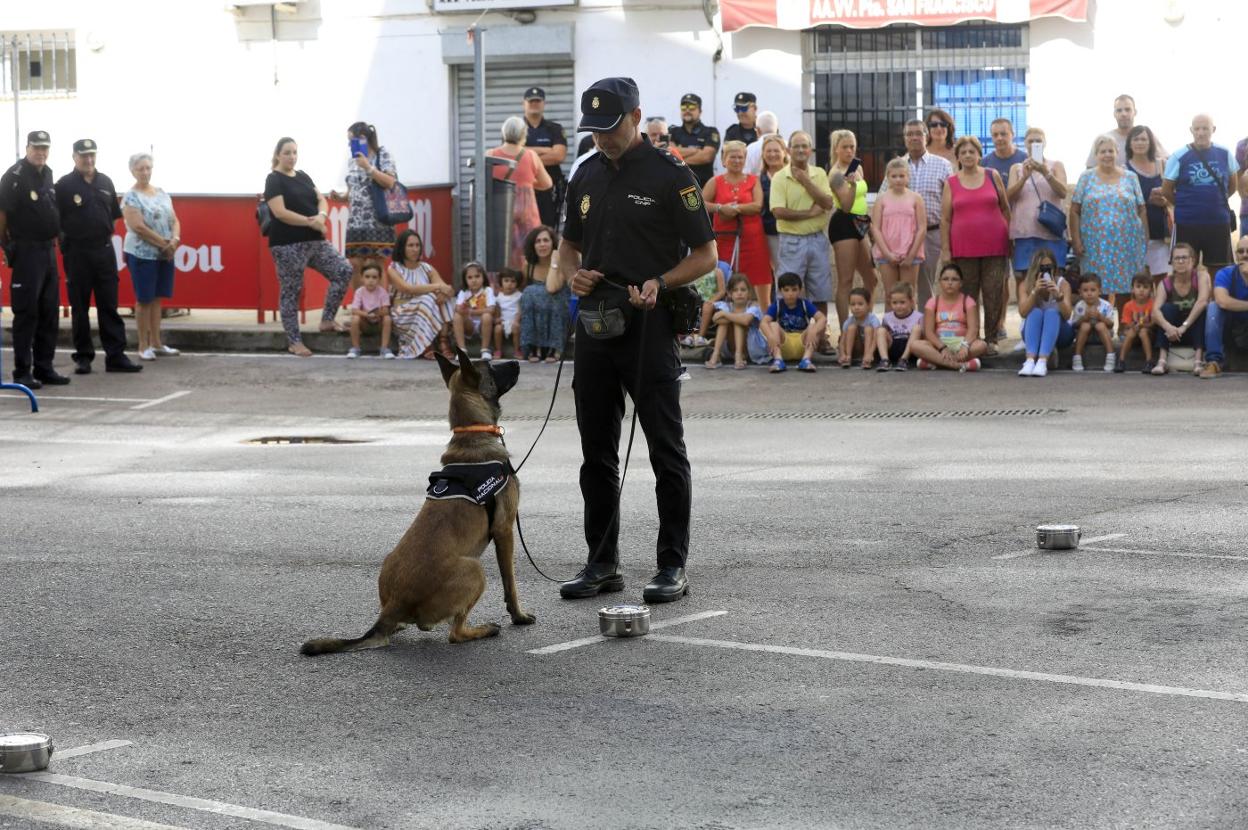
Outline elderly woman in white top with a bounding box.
[122,153,181,360]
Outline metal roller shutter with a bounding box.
[453,62,575,267]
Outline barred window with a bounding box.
[0,32,77,97]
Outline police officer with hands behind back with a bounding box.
[668,92,719,188]
[56,139,142,374]
[522,87,568,231]
[557,77,717,604]
[0,130,68,388]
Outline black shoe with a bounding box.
[1112,361,1125,374]
[12,373,42,390]
[74,359,92,375]
[559,563,625,599]
[32,369,70,386]
[105,357,143,373]
[642,566,689,603]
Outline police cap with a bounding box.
[73,138,98,154]
[27,130,51,147]
[680,93,702,108]
[733,91,756,106]
[523,86,546,101]
[579,77,640,133]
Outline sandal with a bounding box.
[418,350,437,361]
[705,359,721,370]
[545,354,560,364]
[1151,360,1167,376]
[527,355,541,363]
[288,342,312,357]
[734,359,747,370]
[318,320,347,334]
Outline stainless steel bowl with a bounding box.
[598,604,651,638]
[1036,524,1081,550]
[0,733,53,773]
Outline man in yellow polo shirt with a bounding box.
[768,131,833,351]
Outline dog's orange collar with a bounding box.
[452,424,505,437]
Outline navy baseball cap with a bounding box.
[27,130,50,147]
[523,86,545,101]
[733,91,756,106]
[579,77,640,133]
[680,93,702,108]
[73,138,98,154]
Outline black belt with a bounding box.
[926,224,941,231]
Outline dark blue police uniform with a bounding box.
[724,91,759,146]
[56,140,137,373]
[525,123,567,230]
[0,132,63,385]
[559,77,715,603]
[668,93,719,187]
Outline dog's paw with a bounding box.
[511,611,537,625]
[485,622,502,637]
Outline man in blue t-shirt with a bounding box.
[1200,241,1248,378]
[981,118,1028,181]
[1162,114,1238,272]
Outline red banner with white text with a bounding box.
[720,0,1088,32]
[1,185,454,322]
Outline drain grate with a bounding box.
[383,408,1064,423]
[243,435,369,445]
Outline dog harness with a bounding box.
[426,460,511,526]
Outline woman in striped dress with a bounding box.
[387,229,455,359]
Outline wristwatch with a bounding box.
[655,275,667,293]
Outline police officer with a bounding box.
[668,93,719,188]
[0,130,67,388]
[557,77,717,603]
[56,139,142,375]
[724,91,759,145]
[522,86,568,230]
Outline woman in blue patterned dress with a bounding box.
[1070,135,1148,298]
[518,225,570,362]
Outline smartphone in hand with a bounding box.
[845,157,862,176]
[1029,141,1044,163]
[349,136,369,159]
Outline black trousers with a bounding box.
[573,302,691,570]
[536,178,565,232]
[65,242,127,363]
[8,240,61,376]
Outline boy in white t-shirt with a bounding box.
[1070,274,1116,372]
[347,262,394,359]
[453,261,497,359]
[493,268,523,359]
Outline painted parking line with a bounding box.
[54,740,133,760]
[19,772,361,830]
[0,390,192,410]
[130,391,193,410]
[1082,546,1248,563]
[527,609,728,655]
[647,634,1248,704]
[0,794,192,830]
[993,533,1125,560]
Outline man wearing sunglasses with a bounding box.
[724,91,759,146]
[669,93,719,187]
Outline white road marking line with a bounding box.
[21,772,361,830]
[130,391,192,411]
[648,634,1248,704]
[0,794,192,830]
[993,533,1125,560]
[53,739,133,760]
[0,393,149,403]
[527,609,728,655]
[1082,547,1248,563]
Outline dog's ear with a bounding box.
[456,347,481,385]
[435,351,458,388]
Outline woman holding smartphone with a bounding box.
[826,129,879,330]
[339,122,399,289]
[1006,127,1068,290]
[1015,248,1073,377]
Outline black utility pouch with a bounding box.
[662,285,702,335]
[580,296,633,339]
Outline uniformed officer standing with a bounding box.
[56,139,142,375]
[522,86,568,231]
[723,91,759,146]
[557,77,717,603]
[668,93,719,188]
[0,131,68,388]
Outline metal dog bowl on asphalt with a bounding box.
[0,733,53,773]
[599,604,651,638]
[1036,524,1081,550]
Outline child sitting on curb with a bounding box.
[909,263,986,372]
[875,282,922,371]
[706,273,769,370]
[1070,273,1116,372]
[682,260,728,349]
[762,272,826,373]
[1116,273,1154,373]
[494,268,524,359]
[839,286,881,369]
[453,261,497,360]
[347,261,394,359]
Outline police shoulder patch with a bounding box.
[679,185,702,212]
[708,129,720,143]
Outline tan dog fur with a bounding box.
[300,349,533,655]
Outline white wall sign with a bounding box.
[431,0,576,11]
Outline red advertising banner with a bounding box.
[1,185,455,322]
[720,0,1088,32]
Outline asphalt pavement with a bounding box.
[2,350,1248,829]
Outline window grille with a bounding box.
[804,22,1028,188]
[0,32,77,97]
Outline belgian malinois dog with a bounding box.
[301,349,534,655]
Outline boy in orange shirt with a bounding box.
[1115,273,1154,373]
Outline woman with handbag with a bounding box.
[338,122,399,289]
[1125,125,1173,281]
[1070,136,1147,306]
[488,117,553,270]
[703,140,771,311]
[122,153,181,361]
[1005,126,1068,314]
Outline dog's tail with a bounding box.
[300,616,401,656]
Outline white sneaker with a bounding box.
[480,350,493,360]
[1071,355,1084,372]
[1012,340,1027,353]
[1032,359,1048,377]
[347,347,361,359]
[139,347,156,361]
[677,369,692,382]
[380,348,396,360]
[1018,358,1036,377]
[1103,353,1116,373]
[155,345,180,356]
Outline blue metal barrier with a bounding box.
[0,291,39,413]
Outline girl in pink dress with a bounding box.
[870,156,927,301]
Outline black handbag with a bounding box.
[255,198,272,237]
[662,285,702,335]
